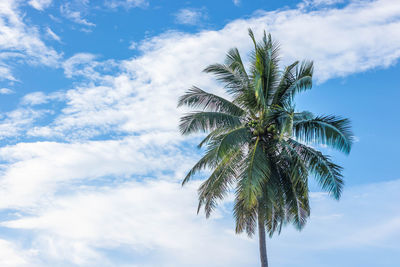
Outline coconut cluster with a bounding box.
[246,120,279,138]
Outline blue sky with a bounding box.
[0,0,399,266]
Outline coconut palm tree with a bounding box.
[178,29,353,267]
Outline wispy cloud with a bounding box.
[104,0,148,9]
[21,91,63,106]
[128,41,137,50]
[174,8,207,25]
[0,88,14,94]
[60,2,95,27]
[45,27,61,42]
[300,0,345,8]
[233,0,241,6]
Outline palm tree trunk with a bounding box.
[258,212,269,267]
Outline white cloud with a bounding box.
[2,180,256,266]
[28,0,52,11]
[0,134,190,209]
[300,0,345,8]
[174,8,207,25]
[0,108,48,139]
[32,0,399,139]
[21,92,47,105]
[1,167,400,266]
[0,239,32,266]
[21,91,63,106]
[0,87,14,94]
[62,53,118,81]
[233,0,240,6]
[0,65,16,81]
[0,0,61,81]
[62,53,98,78]
[3,0,399,140]
[60,2,95,27]
[104,0,148,9]
[45,27,61,42]
[128,41,137,50]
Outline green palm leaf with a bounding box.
[293,115,353,154]
[237,137,270,210]
[178,86,245,116]
[198,148,243,217]
[179,111,242,135]
[286,139,344,199]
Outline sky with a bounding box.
[0,0,399,266]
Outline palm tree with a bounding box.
[178,29,353,267]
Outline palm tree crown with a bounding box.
[178,29,353,266]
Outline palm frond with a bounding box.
[237,137,270,210]
[186,127,250,185]
[203,64,246,96]
[272,61,313,106]
[285,139,344,199]
[271,61,298,105]
[197,127,227,148]
[282,159,310,229]
[182,144,220,185]
[178,86,245,116]
[225,48,250,83]
[293,115,353,154]
[198,148,243,217]
[215,127,251,158]
[179,111,242,135]
[234,194,258,236]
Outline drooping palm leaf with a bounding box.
[285,138,344,199]
[293,115,353,154]
[198,148,243,217]
[237,137,270,209]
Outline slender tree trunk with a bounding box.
[258,211,269,267]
